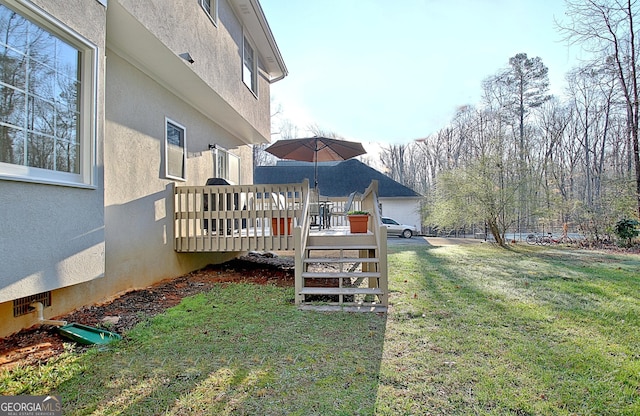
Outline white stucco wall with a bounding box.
[0,0,107,336]
[103,51,249,291]
[0,0,107,304]
[0,0,277,337]
[379,198,422,232]
[113,0,272,140]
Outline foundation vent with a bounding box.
[13,292,52,317]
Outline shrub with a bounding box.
[614,218,639,246]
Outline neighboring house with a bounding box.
[0,0,286,337]
[254,159,423,230]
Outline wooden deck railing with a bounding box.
[173,180,310,252]
[361,180,388,303]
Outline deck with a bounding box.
[173,180,388,310]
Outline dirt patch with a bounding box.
[0,253,294,372]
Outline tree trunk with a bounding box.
[633,128,640,218]
[487,217,505,246]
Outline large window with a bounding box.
[242,36,257,95]
[0,1,96,187]
[200,0,217,25]
[165,118,186,181]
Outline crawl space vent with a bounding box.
[13,292,52,317]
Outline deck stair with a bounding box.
[296,230,388,313]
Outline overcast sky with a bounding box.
[260,0,584,145]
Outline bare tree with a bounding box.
[481,54,551,230]
[560,0,640,218]
[379,143,406,184]
[254,105,302,167]
[307,124,341,139]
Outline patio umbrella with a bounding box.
[264,136,366,190]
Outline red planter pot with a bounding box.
[271,217,292,235]
[348,215,369,233]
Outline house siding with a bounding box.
[0,0,280,336]
[103,51,241,291]
[379,197,423,233]
[114,0,271,139]
[0,0,107,333]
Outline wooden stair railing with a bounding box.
[295,180,388,312]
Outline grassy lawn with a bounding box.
[2,242,639,415]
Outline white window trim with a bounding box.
[212,145,240,185]
[228,151,240,184]
[0,0,98,189]
[242,33,258,97]
[200,0,218,26]
[164,118,187,181]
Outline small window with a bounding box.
[243,36,257,94]
[213,146,240,184]
[200,0,217,25]
[165,118,186,181]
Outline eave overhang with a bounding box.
[230,0,288,82]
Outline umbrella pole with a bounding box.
[314,159,318,190]
[314,137,318,190]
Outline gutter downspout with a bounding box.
[30,302,67,327]
[269,72,286,83]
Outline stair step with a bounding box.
[304,257,379,264]
[306,245,378,251]
[302,272,381,279]
[300,287,383,295]
[298,304,387,313]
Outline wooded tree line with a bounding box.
[379,0,640,245]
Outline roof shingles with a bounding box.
[254,159,421,198]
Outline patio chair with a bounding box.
[331,191,361,218]
[309,188,322,230]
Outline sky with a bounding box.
[260,0,585,145]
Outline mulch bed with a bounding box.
[0,254,294,371]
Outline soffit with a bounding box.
[230,0,287,81]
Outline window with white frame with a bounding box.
[242,36,257,94]
[165,118,186,181]
[213,146,240,184]
[200,0,217,25]
[0,2,97,187]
